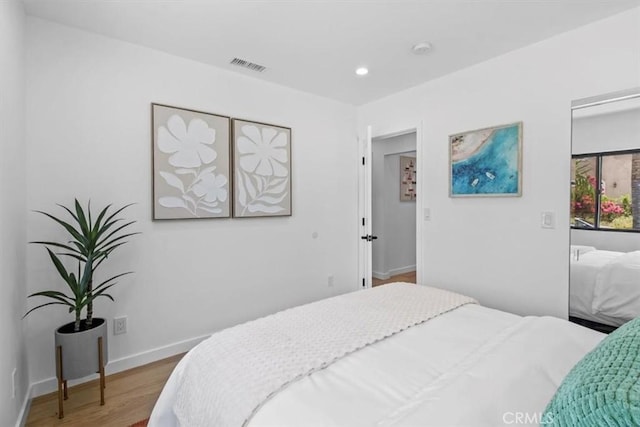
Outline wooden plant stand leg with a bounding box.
[56,345,64,419]
[98,336,105,406]
[64,380,68,400]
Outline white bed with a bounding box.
[570,247,640,327]
[150,283,603,427]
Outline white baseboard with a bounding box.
[373,265,416,281]
[372,271,389,280]
[388,264,416,277]
[15,387,32,427]
[28,333,210,399]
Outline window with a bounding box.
[571,150,640,232]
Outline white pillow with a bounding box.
[592,251,640,320]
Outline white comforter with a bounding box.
[569,249,624,325]
[592,250,640,321]
[170,284,474,426]
[570,249,640,326]
[150,303,602,427]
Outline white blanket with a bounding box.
[151,303,603,427]
[569,249,624,325]
[171,283,475,427]
[592,250,640,320]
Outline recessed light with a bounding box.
[355,67,369,76]
[412,42,433,55]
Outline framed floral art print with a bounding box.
[232,119,292,217]
[152,104,231,219]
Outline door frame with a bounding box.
[358,122,424,288]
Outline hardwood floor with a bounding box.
[26,353,183,427]
[372,270,416,287]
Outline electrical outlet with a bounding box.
[114,316,127,335]
[11,368,16,399]
[327,275,334,287]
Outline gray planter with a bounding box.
[54,318,108,380]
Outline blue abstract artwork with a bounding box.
[449,122,522,197]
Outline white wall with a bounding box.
[571,103,640,252]
[372,133,416,278]
[25,18,358,394]
[357,8,640,318]
[383,151,417,276]
[0,1,29,425]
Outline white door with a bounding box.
[358,123,424,289]
[358,126,374,288]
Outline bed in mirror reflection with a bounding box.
[569,87,640,333]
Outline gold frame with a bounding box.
[231,118,292,218]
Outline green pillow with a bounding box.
[543,317,640,426]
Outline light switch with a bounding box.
[541,212,555,229]
[424,208,431,221]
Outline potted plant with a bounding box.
[25,199,137,416]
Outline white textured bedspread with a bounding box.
[250,305,602,427]
[168,283,475,427]
[150,292,603,427]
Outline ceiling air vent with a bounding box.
[229,57,267,73]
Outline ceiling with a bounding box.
[24,0,640,106]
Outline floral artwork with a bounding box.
[449,122,522,197]
[232,119,291,217]
[152,104,231,219]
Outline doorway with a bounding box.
[371,132,417,286]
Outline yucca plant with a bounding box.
[25,200,138,332]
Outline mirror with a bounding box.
[569,88,640,333]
